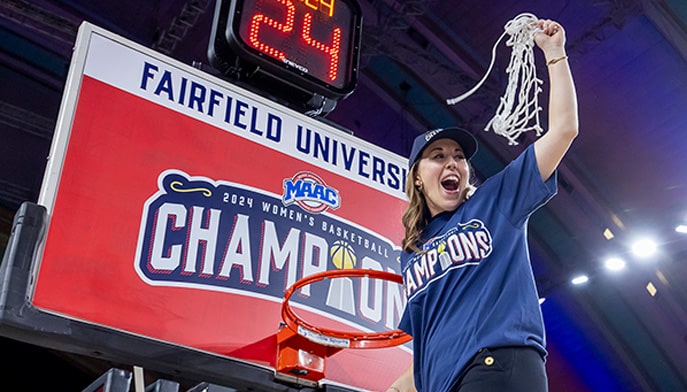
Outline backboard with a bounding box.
[0,22,411,391]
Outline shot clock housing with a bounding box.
[208,0,363,116]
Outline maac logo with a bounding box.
[282,171,340,213]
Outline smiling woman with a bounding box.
[413,137,472,217]
[387,18,579,392]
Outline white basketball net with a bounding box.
[447,13,543,145]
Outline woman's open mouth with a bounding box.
[441,175,460,191]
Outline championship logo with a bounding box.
[134,170,404,333]
[404,219,493,300]
[282,171,340,213]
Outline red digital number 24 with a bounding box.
[248,0,342,82]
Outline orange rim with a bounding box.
[281,269,412,349]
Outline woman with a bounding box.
[387,18,578,392]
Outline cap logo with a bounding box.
[424,128,443,142]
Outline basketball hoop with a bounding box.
[281,269,410,349]
[275,269,411,386]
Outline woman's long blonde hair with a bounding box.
[401,162,477,253]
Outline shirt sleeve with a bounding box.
[483,144,558,227]
[398,303,412,333]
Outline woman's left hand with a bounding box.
[534,19,566,57]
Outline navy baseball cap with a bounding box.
[408,127,478,169]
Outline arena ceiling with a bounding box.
[1,0,687,390]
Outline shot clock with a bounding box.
[208,0,363,111]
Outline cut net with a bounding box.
[447,13,543,145]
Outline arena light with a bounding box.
[631,238,657,259]
[646,281,657,297]
[604,257,626,272]
[676,224,687,234]
[571,275,589,285]
[603,228,615,240]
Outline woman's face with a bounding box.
[415,138,470,217]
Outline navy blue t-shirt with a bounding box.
[399,144,557,391]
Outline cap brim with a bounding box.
[408,127,479,170]
[437,128,478,160]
